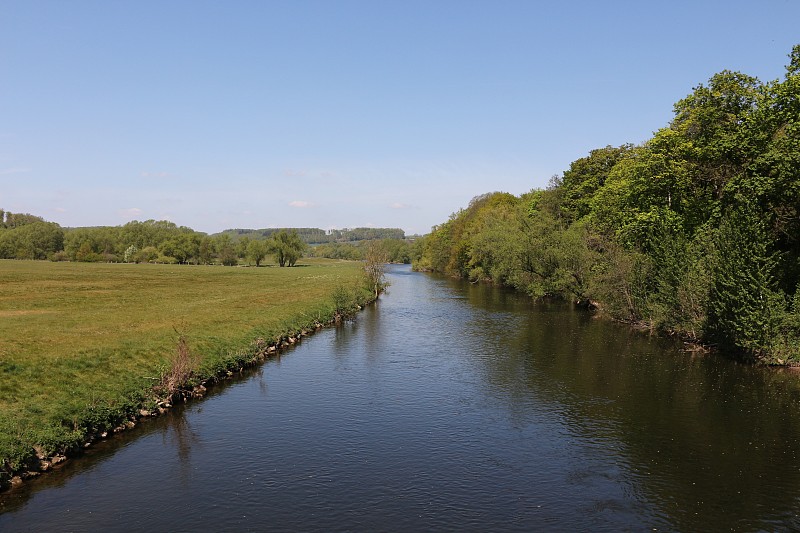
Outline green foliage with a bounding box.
[312,242,365,261]
[0,217,241,265]
[708,201,780,356]
[246,239,269,267]
[136,246,159,263]
[330,283,370,321]
[0,211,411,270]
[309,238,414,264]
[771,285,800,362]
[215,234,238,266]
[216,226,405,244]
[559,144,633,222]
[363,240,389,297]
[268,230,306,267]
[0,211,45,229]
[0,222,64,260]
[415,45,800,363]
[123,245,138,263]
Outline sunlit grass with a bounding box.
[0,258,369,474]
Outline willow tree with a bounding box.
[269,230,305,267]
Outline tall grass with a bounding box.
[0,259,372,487]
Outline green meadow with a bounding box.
[0,259,371,476]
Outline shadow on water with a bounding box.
[451,276,800,531]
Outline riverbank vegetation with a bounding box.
[414,46,800,364]
[0,258,375,488]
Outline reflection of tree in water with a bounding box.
[255,368,269,397]
[162,410,200,486]
[457,278,800,531]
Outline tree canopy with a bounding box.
[414,45,800,364]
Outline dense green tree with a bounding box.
[214,234,238,266]
[735,47,800,294]
[559,144,633,222]
[160,233,199,264]
[379,239,412,264]
[0,222,64,260]
[311,242,364,261]
[708,200,781,357]
[246,239,268,267]
[198,236,215,265]
[135,246,159,263]
[1,212,45,229]
[236,236,251,259]
[268,230,305,267]
[65,227,118,261]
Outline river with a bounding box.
[2,264,800,531]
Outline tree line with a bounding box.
[0,216,307,267]
[309,238,418,264]
[217,226,406,244]
[0,210,415,268]
[414,46,800,364]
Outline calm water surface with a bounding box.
[3,264,800,531]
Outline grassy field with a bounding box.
[0,258,371,480]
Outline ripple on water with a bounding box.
[3,265,800,532]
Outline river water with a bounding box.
[2,264,800,531]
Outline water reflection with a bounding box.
[164,411,200,487]
[3,265,800,531]
[451,275,800,531]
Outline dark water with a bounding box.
[3,264,800,531]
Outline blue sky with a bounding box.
[2,1,799,235]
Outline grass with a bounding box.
[0,258,372,482]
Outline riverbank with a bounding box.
[0,259,375,492]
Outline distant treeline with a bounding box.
[216,227,406,244]
[0,213,403,267]
[309,238,420,264]
[414,46,800,364]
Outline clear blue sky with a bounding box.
[2,1,798,235]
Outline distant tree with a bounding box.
[268,230,305,267]
[160,233,199,264]
[363,240,389,297]
[379,239,412,264]
[198,236,215,265]
[310,242,364,261]
[123,245,139,263]
[135,246,159,263]
[4,222,64,260]
[215,234,238,266]
[247,239,268,267]
[75,241,102,262]
[237,236,251,259]
[3,212,45,229]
